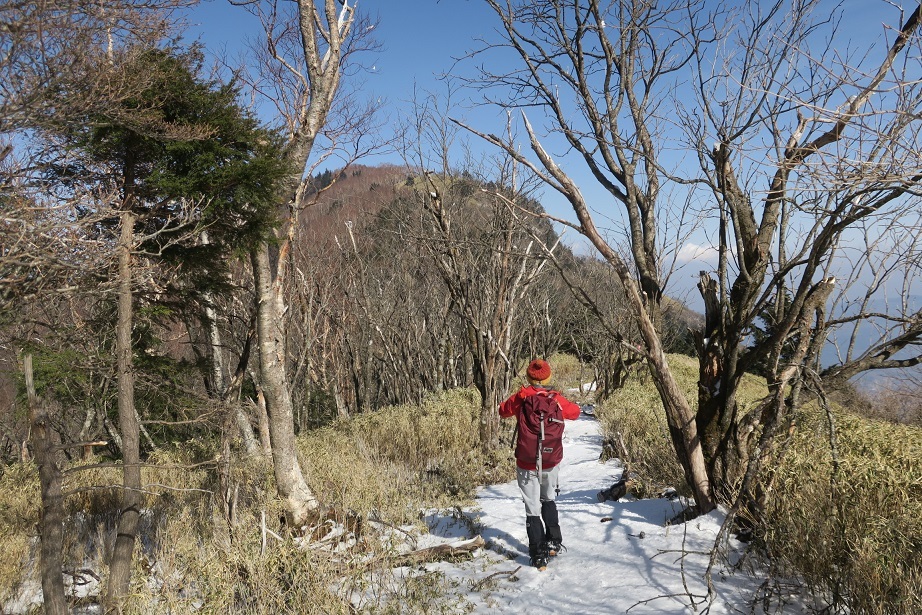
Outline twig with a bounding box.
[651,548,711,559]
[261,510,283,554]
[627,592,708,612]
[368,512,418,550]
[471,566,522,591]
[360,536,486,571]
[679,516,704,612]
[50,440,108,451]
[62,459,219,476]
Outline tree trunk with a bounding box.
[332,380,349,420]
[202,231,260,456]
[24,354,66,615]
[582,211,716,512]
[646,347,716,513]
[106,211,141,609]
[609,253,716,512]
[252,245,321,528]
[469,329,500,453]
[694,272,754,503]
[479,387,500,455]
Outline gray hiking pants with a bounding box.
[516,465,560,517]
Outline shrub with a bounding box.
[859,382,922,427]
[594,371,687,498]
[764,406,922,615]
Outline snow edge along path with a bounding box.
[429,405,769,614]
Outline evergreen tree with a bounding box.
[35,44,289,443]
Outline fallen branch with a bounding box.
[369,513,419,550]
[627,592,708,612]
[391,535,485,567]
[471,565,522,591]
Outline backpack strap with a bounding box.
[535,390,555,475]
[546,392,564,424]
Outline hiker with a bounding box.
[499,358,580,570]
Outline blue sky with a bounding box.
[183,1,522,191]
[184,0,498,128]
[183,0,588,250]
[181,1,918,312]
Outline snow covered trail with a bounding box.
[428,412,768,614]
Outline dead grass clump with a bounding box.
[764,407,922,615]
[132,520,358,614]
[593,354,723,497]
[0,386,497,612]
[0,463,38,605]
[594,374,687,498]
[305,387,514,520]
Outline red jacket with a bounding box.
[499,385,581,470]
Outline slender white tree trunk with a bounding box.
[253,246,321,528]
[201,231,260,456]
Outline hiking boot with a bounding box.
[530,551,549,570]
[529,541,550,570]
[546,540,564,556]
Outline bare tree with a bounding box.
[460,0,715,510]
[237,0,382,528]
[395,91,561,451]
[462,0,922,517]
[683,1,922,514]
[0,1,190,135]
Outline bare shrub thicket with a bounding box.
[861,380,922,426]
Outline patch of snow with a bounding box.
[420,414,798,614]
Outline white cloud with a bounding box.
[676,242,719,264]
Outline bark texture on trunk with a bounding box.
[253,245,320,528]
[25,354,66,615]
[106,211,142,609]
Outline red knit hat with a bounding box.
[526,359,551,383]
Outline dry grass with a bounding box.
[0,387,489,613]
[765,407,922,614]
[541,352,587,391]
[6,353,916,613]
[592,353,921,614]
[301,386,515,524]
[0,464,38,607]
